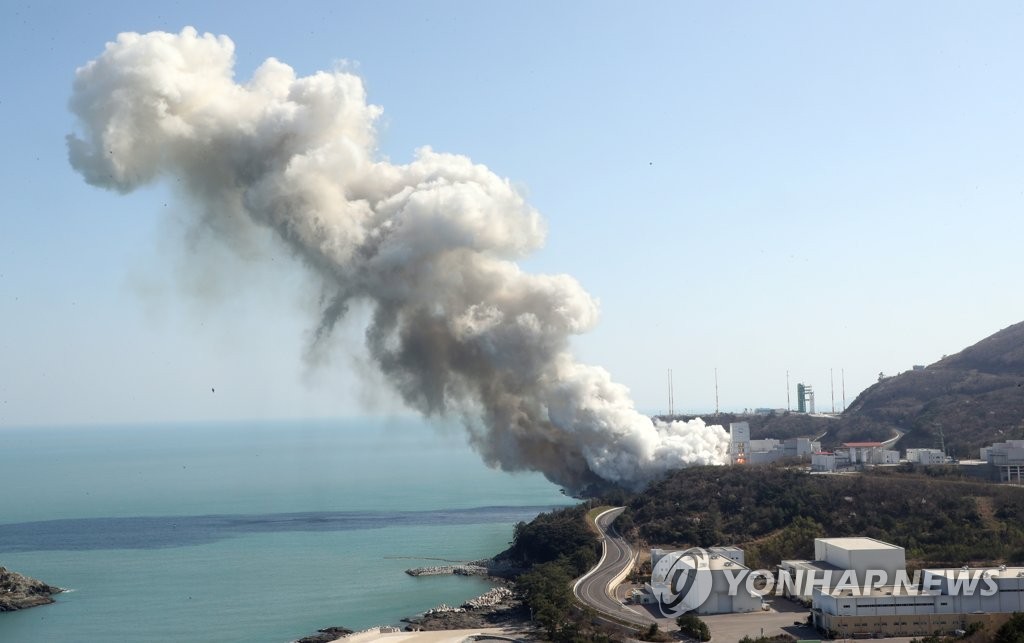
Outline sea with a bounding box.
[0,418,574,643]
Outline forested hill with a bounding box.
[625,465,1024,569]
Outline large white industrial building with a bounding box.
[815,537,905,580]
[981,439,1024,483]
[779,537,905,601]
[786,537,1024,637]
[924,566,1024,613]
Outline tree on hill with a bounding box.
[676,614,711,641]
[625,465,1024,565]
[993,612,1024,643]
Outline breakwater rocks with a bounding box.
[406,564,488,577]
[404,586,522,631]
[0,567,63,612]
[405,558,519,578]
[419,586,513,616]
[462,586,513,610]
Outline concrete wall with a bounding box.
[694,568,761,615]
[816,590,943,617]
[907,448,946,464]
[812,453,836,471]
[817,611,1009,638]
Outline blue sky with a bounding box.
[1,1,1022,427]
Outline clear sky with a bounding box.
[2,1,1022,428]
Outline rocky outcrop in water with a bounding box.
[405,558,520,578]
[405,563,489,577]
[403,584,524,631]
[0,567,63,612]
[294,626,354,643]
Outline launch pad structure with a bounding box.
[796,383,815,414]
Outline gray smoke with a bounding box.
[67,28,729,491]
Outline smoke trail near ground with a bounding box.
[67,28,729,492]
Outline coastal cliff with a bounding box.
[0,567,63,611]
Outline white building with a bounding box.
[729,422,751,464]
[779,538,906,603]
[804,537,1024,637]
[739,434,821,465]
[815,585,949,618]
[649,548,761,615]
[749,438,779,453]
[811,452,837,472]
[777,559,844,601]
[923,566,1024,613]
[906,448,947,465]
[785,437,819,458]
[870,449,900,465]
[815,538,906,581]
[709,546,745,566]
[981,440,1024,483]
[843,442,886,465]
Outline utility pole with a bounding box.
[842,369,846,412]
[830,368,835,414]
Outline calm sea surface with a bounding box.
[0,418,573,642]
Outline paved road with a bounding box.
[881,428,905,449]
[573,507,655,627]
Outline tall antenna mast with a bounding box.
[714,368,720,416]
[841,369,846,412]
[830,368,835,414]
[786,370,791,411]
[667,368,674,416]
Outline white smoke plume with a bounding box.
[67,27,730,492]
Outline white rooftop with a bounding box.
[780,559,844,573]
[707,556,748,571]
[818,537,902,551]
[824,585,938,598]
[926,566,1024,579]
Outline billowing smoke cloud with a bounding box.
[67,27,730,492]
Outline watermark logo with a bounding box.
[651,548,713,617]
[648,548,1002,616]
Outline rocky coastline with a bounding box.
[401,584,526,632]
[0,567,63,612]
[295,626,356,643]
[294,568,528,641]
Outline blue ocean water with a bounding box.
[0,418,573,642]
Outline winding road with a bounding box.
[572,507,655,627]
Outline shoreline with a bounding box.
[298,571,533,643]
